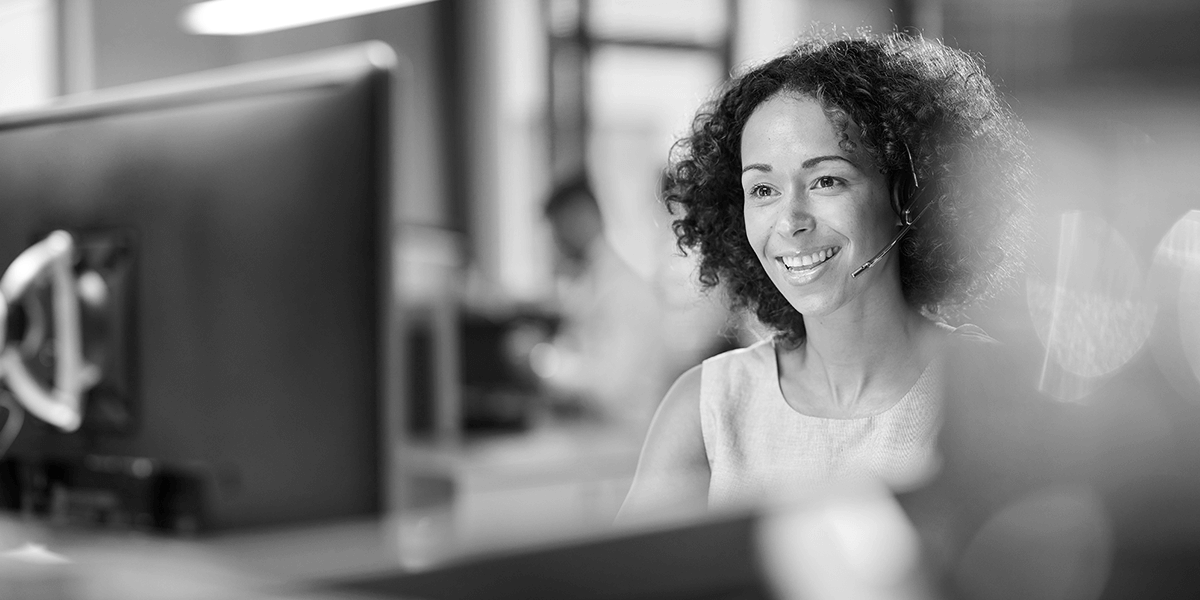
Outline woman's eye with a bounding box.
[812,176,841,190]
[747,184,774,198]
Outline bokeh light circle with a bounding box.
[1148,210,1200,402]
[1026,211,1157,402]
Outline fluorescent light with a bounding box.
[181,0,437,36]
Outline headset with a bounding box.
[851,143,940,278]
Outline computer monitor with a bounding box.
[0,42,401,533]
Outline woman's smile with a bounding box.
[779,246,841,271]
[773,246,842,285]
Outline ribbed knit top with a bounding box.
[700,335,950,510]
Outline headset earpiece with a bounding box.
[894,143,924,226]
[890,176,912,225]
[851,142,933,278]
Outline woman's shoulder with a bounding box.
[935,322,1001,347]
[694,339,779,418]
[661,363,704,412]
[640,363,706,455]
[936,322,1033,406]
[701,337,775,371]
[700,338,775,383]
[947,322,995,339]
[931,322,1011,381]
[637,364,708,471]
[657,338,771,418]
[616,363,710,524]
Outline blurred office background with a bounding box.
[2,0,1200,594]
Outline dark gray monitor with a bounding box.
[0,42,400,533]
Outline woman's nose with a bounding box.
[775,195,815,237]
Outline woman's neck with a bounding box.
[777,291,943,416]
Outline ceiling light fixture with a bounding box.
[181,0,437,36]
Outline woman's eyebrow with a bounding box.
[741,155,859,175]
[801,154,858,169]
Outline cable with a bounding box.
[0,390,25,459]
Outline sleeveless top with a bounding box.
[700,325,986,509]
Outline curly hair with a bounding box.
[663,32,1033,344]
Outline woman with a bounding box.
[618,32,1033,520]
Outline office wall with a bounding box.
[89,0,455,229]
[0,0,56,111]
[944,0,1200,94]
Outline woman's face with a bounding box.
[740,92,898,318]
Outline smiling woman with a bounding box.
[740,94,897,320]
[617,32,1034,521]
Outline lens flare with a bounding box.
[1026,211,1157,402]
[1149,210,1200,401]
[955,486,1111,600]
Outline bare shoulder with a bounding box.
[615,364,709,524]
[655,364,704,431]
[640,364,706,469]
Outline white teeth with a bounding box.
[781,247,839,270]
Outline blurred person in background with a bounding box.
[618,31,1038,521]
[538,173,669,435]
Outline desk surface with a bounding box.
[0,423,648,599]
[401,421,642,486]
